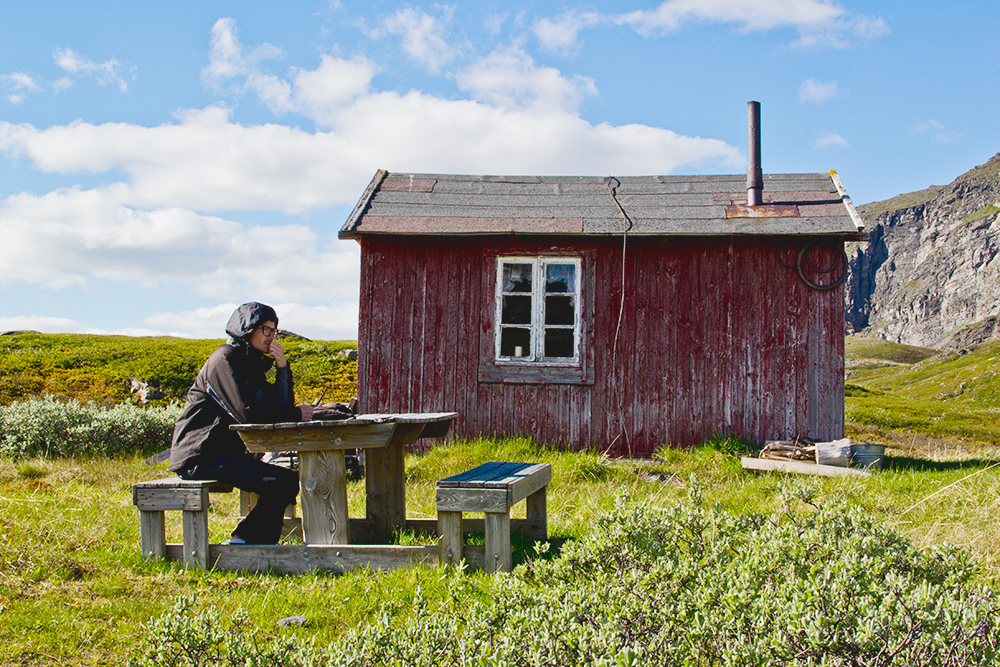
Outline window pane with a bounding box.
[502,263,533,292]
[544,328,574,358]
[545,295,575,325]
[545,264,576,293]
[500,327,531,357]
[502,295,532,324]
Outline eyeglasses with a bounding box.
[259,325,277,337]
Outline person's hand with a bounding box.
[298,404,315,422]
[269,341,287,368]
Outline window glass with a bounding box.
[502,295,532,324]
[500,327,531,357]
[503,263,533,292]
[544,329,575,358]
[544,295,575,325]
[545,264,575,293]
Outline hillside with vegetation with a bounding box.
[845,335,1000,455]
[0,332,358,407]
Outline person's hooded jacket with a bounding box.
[169,302,301,472]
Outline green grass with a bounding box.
[5,333,1000,662]
[857,185,943,220]
[2,437,999,665]
[844,336,938,366]
[965,204,1000,223]
[845,336,1000,454]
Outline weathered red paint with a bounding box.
[357,234,845,456]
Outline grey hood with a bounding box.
[225,302,278,343]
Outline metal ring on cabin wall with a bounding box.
[796,241,848,291]
[775,240,801,270]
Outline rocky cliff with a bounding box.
[845,153,1000,348]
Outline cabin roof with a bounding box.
[339,170,865,239]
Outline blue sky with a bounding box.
[1,0,998,339]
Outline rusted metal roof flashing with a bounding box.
[340,170,863,239]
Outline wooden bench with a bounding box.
[436,462,551,573]
[132,478,300,569]
[132,477,234,569]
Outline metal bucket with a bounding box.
[851,442,885,469]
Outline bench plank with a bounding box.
[436,461,513,487]
[506,464,552,505]
[436,487,510,513]
[437,461,544,488]
[164,544,443,575]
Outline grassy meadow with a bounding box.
[0,333,998,664]
[0,332,359,408]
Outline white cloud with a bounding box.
[202,18,284,89]
[141,301,359,340]
[910,119,963,145]
[810,131,848,149]
[798,78,837,104]
[285,55,376,122]
[0,32,740,214]
[1,73,42,104]
[0,315,101,335]
[139,304,238,338]
[794,13,889,48]
[0,186,359,304]
[54,47,135,92]
[455,47,597,113]
[378,7,458,73]
[0,313,172,336]
[483,12,508,36]
[202,18,375,123]
[617,0,843,35]
[533,10,603,54]
[606,0,886,48]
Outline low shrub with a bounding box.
[0,395,181,459]
[128,595,307,667]
[133,494,998,666]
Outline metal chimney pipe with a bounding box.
[747,101,763,206]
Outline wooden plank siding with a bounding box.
[356,235,845,456]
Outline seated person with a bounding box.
[168,302,315,545]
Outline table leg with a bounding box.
[365,441,407,542]
[299,449,349,544]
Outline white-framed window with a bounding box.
[495,257,581,363]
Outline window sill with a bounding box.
[478,361,594,385]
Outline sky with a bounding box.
[1,0,998,340]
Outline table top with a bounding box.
[230,412,458,453]
[230,411,458,432]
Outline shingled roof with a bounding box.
[339,169,865,239]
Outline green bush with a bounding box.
[0,395,181,459]
[128,595,307,667]
[133,495,998,666]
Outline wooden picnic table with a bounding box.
[231,412,458,545]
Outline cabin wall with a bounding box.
[357,235,844,456]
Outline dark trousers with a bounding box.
[179,455,299,545]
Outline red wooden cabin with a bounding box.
[340,168,864,456]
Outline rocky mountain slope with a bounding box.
[845,153,1000,348]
